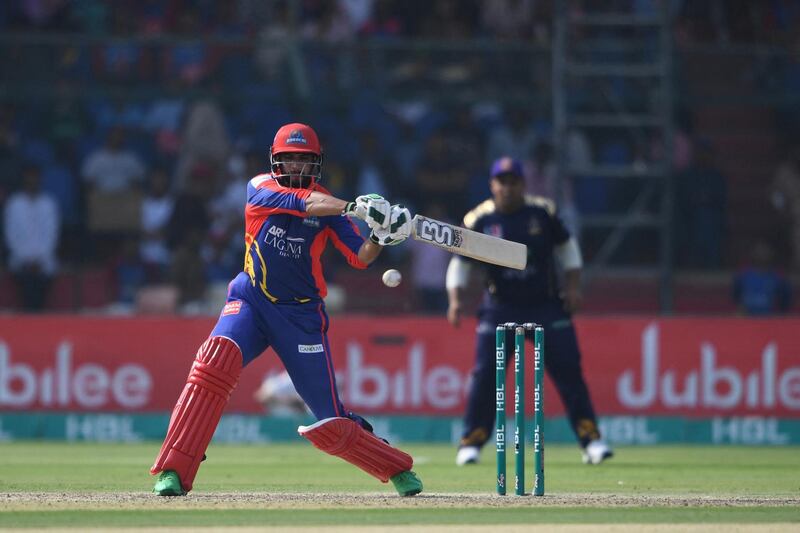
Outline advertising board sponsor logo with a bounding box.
[0,341,152,409]
[338,341,468,410]
[617,323,800,411]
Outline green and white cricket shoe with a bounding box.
[153,470,186,496]
[455,445,480,466]
[582,440,614,465]
[390,470,423,497]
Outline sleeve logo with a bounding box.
[222,301,243,316]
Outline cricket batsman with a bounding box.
[150,123,422,496]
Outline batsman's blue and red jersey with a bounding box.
[242,173,366,303]
[210,173,367,420]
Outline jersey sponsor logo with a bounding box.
[298,344,324,354]
[416,218,463,248]
[222,301,242,316]
[268,225,286,238]
[286,129,308,145]
[303,216,320,228]
[528,219,542,235]
[265,225,303,259]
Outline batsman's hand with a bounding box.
[370,205,412,246]
[344,193,391,229]
[447,300,463,327]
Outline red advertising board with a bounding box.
[1,316,798,417]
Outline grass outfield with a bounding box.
[0,442,798,529]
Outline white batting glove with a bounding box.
[369,205,412,246]
[344,193,391,229]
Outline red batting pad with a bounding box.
[298,417,413,482]
[150,336,242,491]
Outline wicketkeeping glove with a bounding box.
[343,193,391,229]
[369,205,412,246]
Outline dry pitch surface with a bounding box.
[3,491,800,510]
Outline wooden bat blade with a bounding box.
[410,215,527,270]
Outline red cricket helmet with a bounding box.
[269,123,323,188]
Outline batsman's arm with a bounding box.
[357,239,383,265]
[305,191,384,265]
[304,191,350,217]
[555,237,583,313]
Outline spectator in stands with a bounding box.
[674,138,727,269]
[486,106,538,168]
[95,3,150,83]
[354,130,391,200]
[415,128,470,220]
[167,162,213,253]
[3,165,60,312]
[171,226,207,315]
[336,0,375,34]
[140,167,174,282]
[530,0,553,45]
[142,80,186,163]
[9,0,72,30]
[254,2,291,80]
[733,240,791,315]
[419,0,477,39]
[81,126,146,260]
[409,201,450,313]
[81,126,146,194]
[162,7,215,86]
[47,80,87,161]
[0,105,22,200]
[391,116,422,183]
[481,0,533,41]
[113,237,147,312]
[525,140,580,239]
[302,1,354,42]
[360,0,402,38]
[770,142,800,272]
[174,100,229,192]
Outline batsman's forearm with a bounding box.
[358,239,382,265]
[447,287,466,306]
[305,191,350,217]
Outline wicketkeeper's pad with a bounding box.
[298,417,413,482]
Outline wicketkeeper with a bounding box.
[448,157,613,467]
[150,123,422,496]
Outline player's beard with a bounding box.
[288,174,312,189]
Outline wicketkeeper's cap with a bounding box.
[490,156,524,179]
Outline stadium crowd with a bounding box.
[0,0,797,314]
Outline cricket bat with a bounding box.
[411,215,527,270]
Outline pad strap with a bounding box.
[150,336,242,492]
[298,417,413,482]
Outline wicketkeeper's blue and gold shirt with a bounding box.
[463,195,570,307]
[243,174,367,303]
